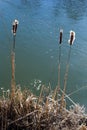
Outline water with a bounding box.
[0,0,87,106]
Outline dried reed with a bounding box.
[11,19,19,99]
[57,29,63,95]
[0,86,87,130]
[53,29,63,100]
[59,30,75,113]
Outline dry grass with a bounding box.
[0,85,87,130]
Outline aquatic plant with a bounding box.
[57,29,63,94]
[59,30,76,112]
[53,29,63,100]
[11,19,19,99]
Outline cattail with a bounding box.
[59,30,76,113]
[58,29,63,91]
[11,19,19,100]
[12,19,19,35]
[59,29,63,44]
[53,29,63,100]
[68,30,75,45]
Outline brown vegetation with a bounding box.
[0,85,87,130]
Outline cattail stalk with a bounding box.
[59,46,71,112]
[11,50,16,99]
[58,29,63,91]
[11,19,19,99]
[53,29,63,100]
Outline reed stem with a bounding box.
[11,35,16,99]
[60,45,71,112]
[53,29,63,100]
[57,44,61,95]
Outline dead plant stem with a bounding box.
[8,110,39,125]
[60,45,71,112]
[11,35,16,99]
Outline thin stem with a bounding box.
[58,44,61,94]
[13,35,16,52]
[8,110,39,125]
[63,45,71,93]
[60,88,76,106]
[59,45,71,112]
[52,44,62,100]
[68,85,87,97]
[11,35,16,99]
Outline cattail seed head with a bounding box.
[14,19,19,24]
[12,19,19,35]
[68,30,75,45]
[59,29,63,44]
